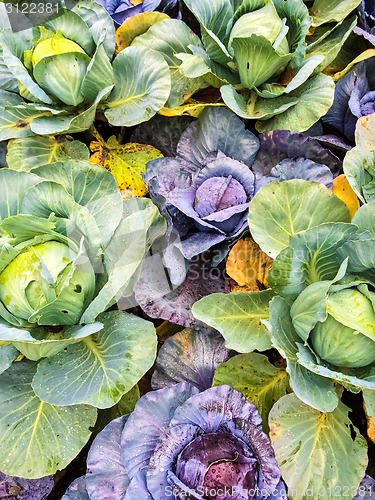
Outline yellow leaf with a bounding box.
[332,174,360,220]
[115,11,170,54]
[159,99,225,118]
[364,402,375,444]
[90,136,163,198]
[356,113,375,151]
[226,238,273,292]
[332,49,375,82]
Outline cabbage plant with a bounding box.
[64,384,287,500]
[132,0,356,131]
[0,0,171,140]
[0,160,166,478]
[266,218,375,412]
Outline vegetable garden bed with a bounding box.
[0,0,374,498]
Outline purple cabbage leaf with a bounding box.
[252,130,342,178]
[0,472,53,500]
[62,477,90,500]
[86,415,130,500]
[353,475,375,499]
[151,325,231,391]
[96,0,181,26]
[134,253,226,328]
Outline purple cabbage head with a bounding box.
[81,383,287,500]
[144,108,260,259]
[323,58,375,142]
[355,0,375,44]
[143,108,336,261]
[96,0,181,26]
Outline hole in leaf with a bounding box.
[349,423,356,441]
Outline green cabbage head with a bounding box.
[311,312,375,368]
[0,0,171,139]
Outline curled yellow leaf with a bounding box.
[226,238,273,292]
[159,99,225,118]
[332,49,375,82]
[115,11,170,54]
[90,136,163,198]
[332,174,360,220]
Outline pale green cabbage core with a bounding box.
[0,241,95,326]
[30,32,90,106]
[311,314,375,368]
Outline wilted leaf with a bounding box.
[159,99,224,117]
[343,114,375,203]
[364,389,375,444]
[115,12,170,54]
[226,237,273,292]
[90,136,163,198]
[355,113,375,151]
[155,321,183,342]
[0,471,54,500]
[332,174,360,219]
[332,49,375,82]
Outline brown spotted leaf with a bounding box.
[90,136,163,198]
